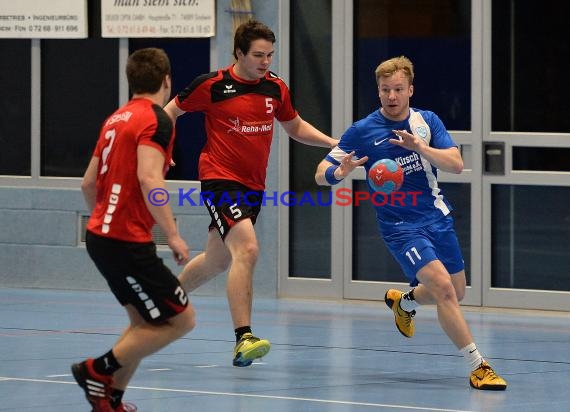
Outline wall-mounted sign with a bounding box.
[101,0,215,38]
[0,0,88,39]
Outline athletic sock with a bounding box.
[109,389,125,409]
[399,288,420,312]
[93,349,122,376]
[460,343,484,371]
[235,326,252,342]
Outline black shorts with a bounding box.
[85,231,188,323]
[201,179,263,240]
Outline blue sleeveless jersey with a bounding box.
[326,108,458,234]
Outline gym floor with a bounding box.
[1,288,569,411]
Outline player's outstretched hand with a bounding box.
[337,151,369,179]
[390,129,425,152]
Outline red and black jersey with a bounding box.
[175,65,298,190]
[87,98,175,242]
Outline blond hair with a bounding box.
[375,56,414,85]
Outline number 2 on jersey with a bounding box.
[174,286,188,305]
[100,129,116,175]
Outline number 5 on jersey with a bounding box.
[229,203,243,219]
[265,97,274,114]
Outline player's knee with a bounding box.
[429,279,457,304]
[440,281,458,303]
[210,255,231,273]
[455,288,465,302]
[234,242,259,266]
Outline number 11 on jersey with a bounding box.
[405,247,422,265]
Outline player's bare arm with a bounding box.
[163,99,185,124]
[81,156,99,212]
[390,129,463,174]
[137,145,190,265]
[280,116,337,148]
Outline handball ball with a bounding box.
[368,159,404,194]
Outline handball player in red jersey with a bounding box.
[73,48,196,412]
[164,20,337,367]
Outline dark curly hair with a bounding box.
[233,19,276,59]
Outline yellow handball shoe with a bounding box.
[232,333,271,367]
[384,289,415,338]
[470,361,507,390]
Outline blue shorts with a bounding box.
[382,215,465,286]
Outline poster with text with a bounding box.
[101,0,215,38]
[0,0,87,39]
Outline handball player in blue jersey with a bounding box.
[315,56,506,390]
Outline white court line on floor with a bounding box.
[0,376,473,412]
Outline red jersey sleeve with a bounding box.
[273,78,298,122]
[175,71,220,113]
[137,104,174,158]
